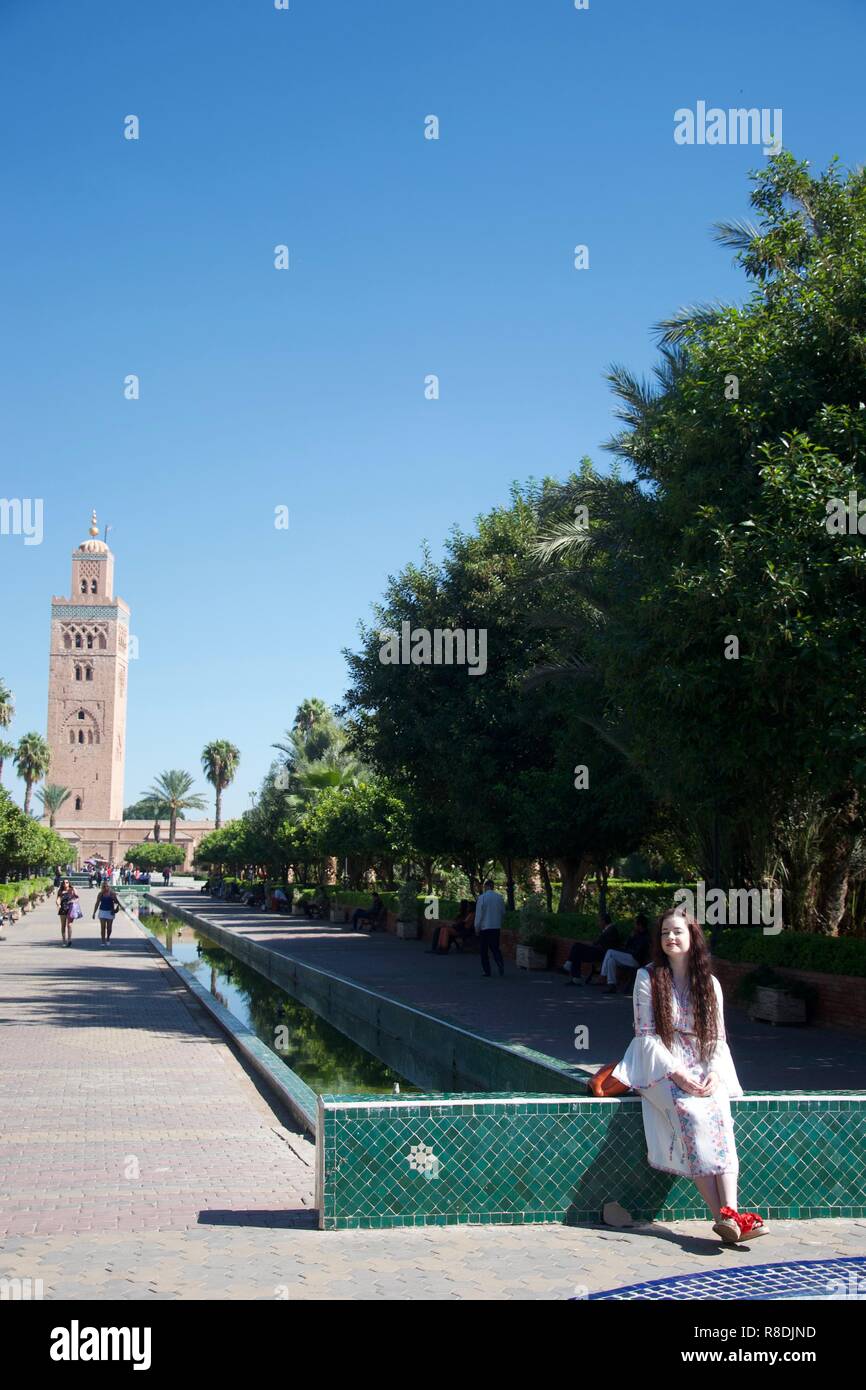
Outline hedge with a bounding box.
[0,877,54,908]
[713,929,866,979]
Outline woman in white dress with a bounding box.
[612,906,768,1245]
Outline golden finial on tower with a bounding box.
[89,509,99,538]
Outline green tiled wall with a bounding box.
[317,1092,866,1230]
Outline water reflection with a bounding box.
[139,908,417,1096]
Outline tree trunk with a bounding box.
[24,779,33,816]
[215,785,222,830]
[812,787,861,935]
[153,818,161,842]
[324,856,337,885]
[556,854,591,913]
[504,856,516,910]
[539,858,554,913]
[595,863,610,918]
[169,812,177,843]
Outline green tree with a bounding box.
[124,842,186,872]
[343,484,651,907]
[143,770,207,843]
[535,154,866,931]
[37,783,71,828]
[13,732,51,816]
[201,740,240,828]
[0,739,14,784]
[0,679,14,731]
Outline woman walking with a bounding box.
[92,881,121,945]
[56,878,79,946]
[612,906,768,1246]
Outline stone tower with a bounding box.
[46,512,129,822]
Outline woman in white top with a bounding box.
[612,906,768,1245]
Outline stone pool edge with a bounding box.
[120,899,318,1135]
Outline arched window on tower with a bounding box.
[75,666,82,681]
[80,579,88,594]
[85,667,93,681]
[98,633,107,650]
[63,633,72,651]
[75,635,82,649]
[87,731,93,745]
[78,710,85,720]
[78,731,84,744]
[90,578,97,593]
[86,635,93,650]
[69,730,75,744]
[75,797,82,811]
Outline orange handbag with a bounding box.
[588,1062,631,1098]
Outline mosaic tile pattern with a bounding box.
[319,1093,866,1230]
[588,1256,866,1301]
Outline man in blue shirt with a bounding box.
[474,878,506,978]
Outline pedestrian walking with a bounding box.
[93,882,121,945]
[474,878,506,977]
[57,878,80,946]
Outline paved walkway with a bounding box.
[2,891,864,1300]
[154,888,866,1090]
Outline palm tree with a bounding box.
[14,733,51,816]
[0,739,14,783]
[144,770,207,843]
[0,679,14,730]
[38,783,72,827]
[201,740,240,829]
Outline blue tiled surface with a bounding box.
[588,1256,866,1300]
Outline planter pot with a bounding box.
[516,943,549,971]
[749,986,807,1025]
[395,918,419,940]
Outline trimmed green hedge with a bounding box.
[713,929,866,979]
[596,882,691,918]
[0,877,54,908]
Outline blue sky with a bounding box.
[1,0,864,820]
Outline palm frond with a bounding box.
[712,218,762,255]
[654,300,727,346]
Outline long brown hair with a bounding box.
[649,907,719,1062]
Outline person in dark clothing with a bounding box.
[427,899,475,954]
[563,912,621,986]
[352,894,385,932]
[599,913,652,993]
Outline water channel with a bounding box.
[138,906,418,1096]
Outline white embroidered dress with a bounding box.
[612,966,743,1178]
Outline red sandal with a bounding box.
[716,1206,769,1242]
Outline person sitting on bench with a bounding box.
[599,914,651,994]
[563,912,621,986]
[351,894,385,932]
[307,886,331,919]
[428,899,476,954]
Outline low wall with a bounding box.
[713,957,866,1037]
[318,1089,866,1230]
[152,898,590,1097]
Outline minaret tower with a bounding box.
[46,512,130,821]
